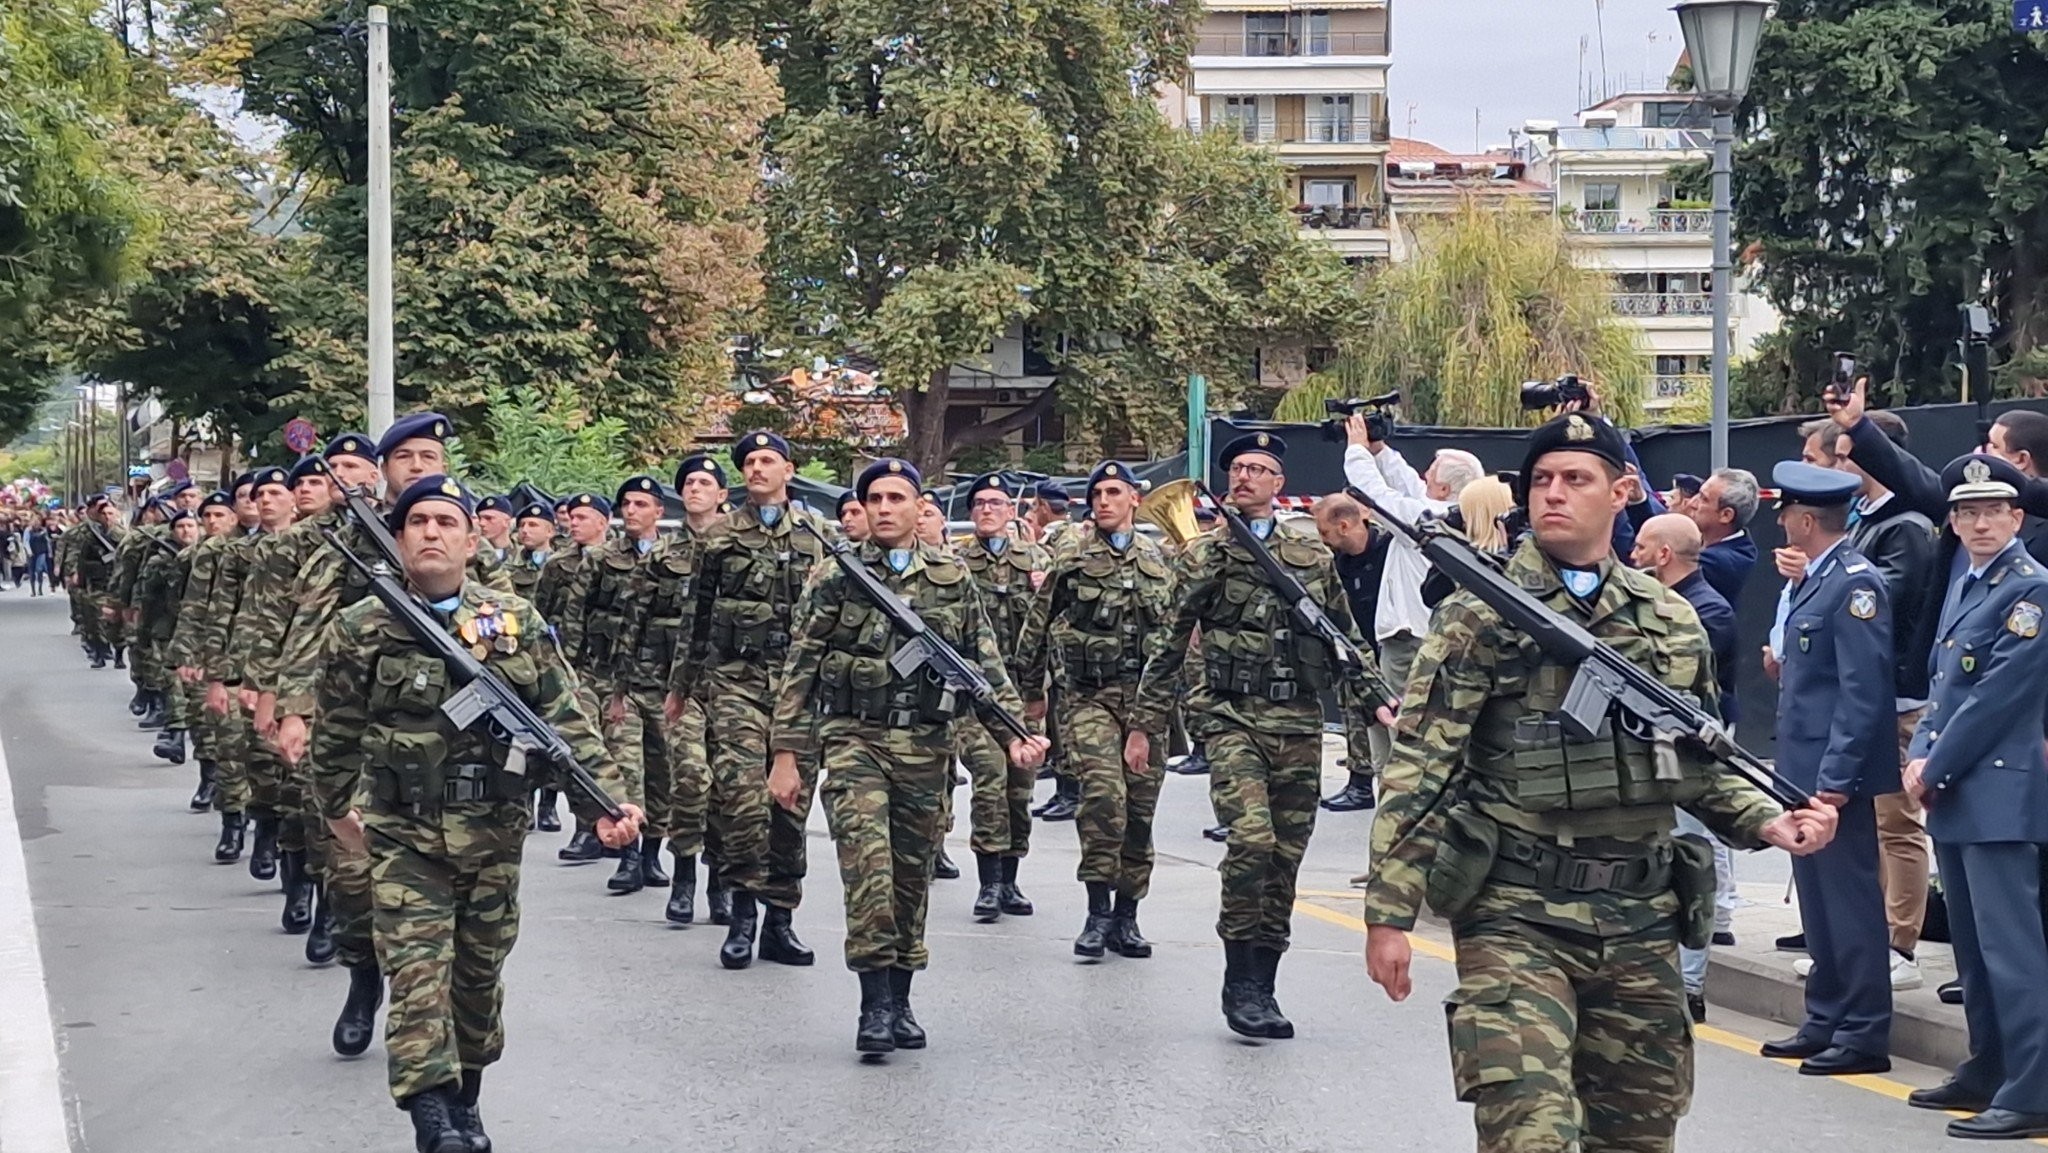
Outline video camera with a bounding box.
[1519,374,1592,411]
[1323,390,1402,442]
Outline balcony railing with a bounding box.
[1611,292,1713,318]
[1555,127,1714,151]
[1197,116,1389,145]
[1195,31,1389,57]
[1567,208,1714,234]
[1295,205,1384,230]
[1652,374,1710,399]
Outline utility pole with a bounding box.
[367,5,395,440]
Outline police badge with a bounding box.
[1849,588,1877,621]
[2008,600,2042,639]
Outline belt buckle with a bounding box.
[1569,859,1622,891]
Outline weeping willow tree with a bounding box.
[1275,198,1646,428]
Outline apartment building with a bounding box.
[1516,92,1780,411]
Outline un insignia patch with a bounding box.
[1849,588,1877,621]
[2008,600,2042,639]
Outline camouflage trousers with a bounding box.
[818,718,948,972]
[601,684,667,838]
[132,634,171,693]
[762,750,818,912]
[704,688,774,897]
[367,800,527,1104]
[1207,725,1321,949]
[204,694,252,814]
[66,587,89,635]
[1063,686,1163,899]
[248,745,306,853]
[302,759,374,969]
[960,723,1031,858]
[662,695,709,859]
[1446,914,1692,1152]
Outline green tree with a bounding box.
[463,383,628,494]
[1275,199,1645,428]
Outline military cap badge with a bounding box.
[1965,458,1991,485]
[1566,415,1594,442]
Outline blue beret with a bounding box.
[855,458,922,501]
[1219,432,1287,472]
[249,466,292,493]
[1771,461,1861,509]
[287,454,330,484]
[387,474,476,530]
[515,501,554,524]
[231,471,258,494]
[324,432,375,462]
[565,492,613,518]
[200,490,234,511]
[676,454,727,490]
[1941,452,2027,504]
[615,475,662,508]
[966,473,1014,501]
[162,479,194,499]
[1033,480,1070,504]
[835,489,859,513]
[1671,472,1705,498]
[477,495,513,517]
[733,429,792,467]
[166,509,195,526]
[376,412,453,460]
[1516,414,1625,503]
[1087,461,1137,495]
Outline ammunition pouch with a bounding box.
[1058,630,1143,690]
[1670,834,1718,950]
[633,621,679,672]
[370,752,521,812]
[709,602,791,661]
[583,617,619,665]
[1487,827,1672,897]
[1425,805,1501,919]
[1509,713,1709,813]
[812,650,941,728]
[1203,652,1307,703]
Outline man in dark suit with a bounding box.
[1686,467,1761,610]
[1758,462,1896,1076]
[1903,453,2048,1138]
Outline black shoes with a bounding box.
[111,646,125,669]
[1798,1046,1890,1076]
[1940,978,1964,1005]
[1319,773,1375,812]
[128,687,147,715]
[758,904,814,966]
[720,893,758,969]
[153,726,186,764]
[1908,1080,1996,1113]
[665,855,696,925]
[305,885,337,965]
[248,815,279,881]
[214,811,245,862]
[997,856,1032,916]
[89,646,107,670]
[1220,940,1278,1039]
[1074,882,1113,959]
[606,839,645,894]
[1203,825,1229,843]
[136,692,166,730]
[856,970,896,1054]
[1948,1110,2048,1140]
[932,847,959,880]
[640,838,670,887]
[333,963,383,1057]
[1775,932,1807,952]
[1250,945,1293,1038]
[1108,896,1152,958]
[532,789,561,833]
[404,1085,470,1153]
[556,825,602,863]
[1712,931,1737,947]
[889,968,925,1049]
[450,1068,491,1153]
[280,851,315,934]
[1688,992,1707,1024]
[1758,1034,1830,1060]
[189,761,217,811]
[972,854,1002,922]
[1036,793,1078,822]
[705,855,732,925]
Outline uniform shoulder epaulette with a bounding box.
[1844,561,1869,574]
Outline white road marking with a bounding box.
[0,717,75,1152]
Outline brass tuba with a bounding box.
[1136,477,1202,547]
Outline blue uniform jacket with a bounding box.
[1775,542,1899,799]
[1911,542,2048,845]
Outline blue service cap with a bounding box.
[1771,461,1861,509]
[855,458,922,501]
[376,412,453,460]
[387,474,476,530]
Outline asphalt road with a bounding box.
[0,588,2001,1152]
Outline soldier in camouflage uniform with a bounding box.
[835,489,868,544]
[70,497,125,668]
[675,431,827,969]
[534,491,615,862]
[1361,414,1837,1152]
[309,474,641,1153]
[111,495,171,717]
[948,473,1049,923]
[172,482,255,843]
[226,466,305,896]
[136,509,202,766]
[474,496,515,568]
[1131,432,1387,1039]
[184,474,269,868]
[1018,461,1176,957]
[508,500,560,830]
[768,458,1048,1054]
[583,474,667,895]
[1029,481,1085,822]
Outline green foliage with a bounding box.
[464,384,629,494]
[1274,200,1644,428]
[796,458,836,485]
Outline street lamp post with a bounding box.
[1675,0,1770,471]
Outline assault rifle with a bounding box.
[1196,483,1397,710]
[322,529,628,822]
[83,520,120,564]
[796,519,1033,744]
[1345,486,1810,811]
[339,485,404,572]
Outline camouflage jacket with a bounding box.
[134,540,195,644]
[617,523,706,696]
[1361,541,1781,936]
[71,521,125,591]
[1015,527,1175,704]
[533,544,598,669]
[507,544,551,600]
[307,581,623,825]
[675,503,827,700]
[168,534,232,670]
[273,513,385,719]
[768,539,1023,756]
[110,524,163,607]
[1131,515,1374,737]
[188,529,265,683]
[579,534,661,685]
[950,533,1051,686]
[228,511,337,693]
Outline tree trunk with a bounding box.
[901,368,954,479]
[2009,231,2048,394]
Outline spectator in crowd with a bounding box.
[1687,467,1763,612]
[1801,412,1936,990]
[1312,493,1391,811]
[26,516,52,596]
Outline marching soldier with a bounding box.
[71,497,125,668]
[767,458,1047,1053]
[228,466,305,911]
[1017,461,1175,955]
[308,475,640,1153]
[171,481,254,845]
[835,489,868,543]
[535,492,613,862]
[136,509,203,765]
[675,431,827,969]
[584,474,668,895]
[112,494,171,720]
[1131,432,1386,1039]
[1360,414,1836,1151]
[508,501,559,830]
[475,496,515,567]
[950,473,1050,923]
[185,472,267,870]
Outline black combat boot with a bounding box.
[1251,945,1294,1038]
[1108,895,1153,959]
[305,884,337,965]
[280,850,315,934]
[1221,940,1276,1039]
[855,970,896,1054]
[403,1085,469,1153]
[556,823,602,863]
[1074,881,1114,959]
[639,836,670,887]
[971,854,1003,922]
[89,643,107,670]
[705,854,732,925]
[153,725,186,765]
[136,691,167,730]
[1169,742,1213,775]
[606,838,645,894]
[758,904,814,966]
[451,1067,491,1153]
[333,962,383,1057]
[213,811,245,863]
[664,854,697,925]
[248,814,279,881]
[111,645,125,669]
[1320,771,1375,812]
[888,968,926,1049]
[997,855,1033,916]
[1202,824,1229,843]
[532,788,561,833]
[128,685,148,715]
[1039,776,1080,821]
[720,892,758,969]
[189,761,218,812]
[932,846,959,880]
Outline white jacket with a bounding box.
[1342,443,1452,642]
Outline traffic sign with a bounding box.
[2018,0,2046,31]
[283,417,319,454]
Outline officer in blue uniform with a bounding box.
[1904,453,2048,1138]
[1758,461,1897,1075]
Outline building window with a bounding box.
[1222,96,1261,141]
[1304,178,1356,209]
[1244,13,1287,56]
[1642,100,1708,128]
[1583,182,1621,212]
[1312,94,1354,142]
[1297,10,1331,55]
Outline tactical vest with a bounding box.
[508,549,545,598]
[361,622,533,812]
[335,519,374,608]
[580,544,644,667]
[1199,530,1338,703]
[634,539,700,673]
[1051,541,1169,690]
[811,553,974,728]
[958,537,1040,671]
[706,515,820,664]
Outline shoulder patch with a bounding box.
[2008,600,2042,639]
[1849,587,1877,621]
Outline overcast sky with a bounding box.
[1394,0,1687,150]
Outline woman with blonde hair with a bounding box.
[1458,477,1513,554]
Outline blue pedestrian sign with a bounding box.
[2019,0,2047,31]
